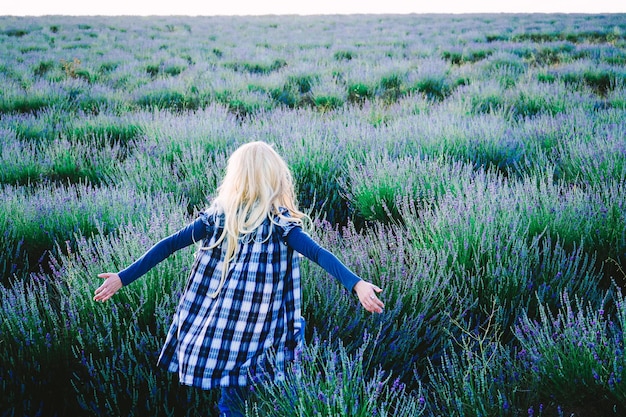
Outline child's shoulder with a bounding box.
[273,207,303,237]
[198,206,224,227]
[274,206,298,221]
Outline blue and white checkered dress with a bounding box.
[157,207,302,389]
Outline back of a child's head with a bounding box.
[218,141,293,210]
[202,142,309,296]
[203,142,308,297]
[211,141,306,231]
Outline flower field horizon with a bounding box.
[1,13,625,416]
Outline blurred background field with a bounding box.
[0,13,625,416]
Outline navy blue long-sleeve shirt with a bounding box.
[118,218,362,291]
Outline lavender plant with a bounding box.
[0,183,175,283]
[514,291,625,411]
[426,304,533,416]
[1,13,625,416]
[403,173,608,335]
[301,218,460,382]
[0,204,204,415]
[245,334,426,417]
[344,152,473,223]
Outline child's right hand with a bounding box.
[353,280,384,313]
[94,272,123,302]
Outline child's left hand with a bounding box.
[94,272,123,302]
[353,280,384,313]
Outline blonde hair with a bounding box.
[204,141,307,297]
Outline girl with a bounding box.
[94,141,384,416]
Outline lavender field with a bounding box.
[1,13,626,416]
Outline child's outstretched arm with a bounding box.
[94,217,207,302]
[285,227,384,313]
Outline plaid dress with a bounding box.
[157,207,302,389]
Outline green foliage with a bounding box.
[286,73,317,94]
[347,82,373,103]
[268,73,319,108]
[269,86,298,108]
[470,86,568,120]
[302,220,458,379]
[69,121,143,147]
[524,44,575,66]
[515,291,626,410]
[282,139,349,225]
[74,67,96,84]
[0,133,126,186]
[146,63,160,78]
[0,277,79,415]
[313,95,343,111]
[0,183,171,283]
[216,89,273,117]
[4,28,29,37]
[510,30,625,44]
[98,61,118,74]
[412,75,452,101]
[517,173,626,264]
[0,94,50,114]
[539,65,626,96]
[33,60,55,77]
[0,138,42,185]
[404,175,609,331]
[484,54,527,78]
[378,72,405,102]
[247,335,426,417]
[333,50,354,61]
[0,207,216,415]
[344,153,466,223]
[442,48,493,64]
[470,92,504,115]
[0,226,28,283]
[225,59,287,75]
[537,72,556,83]
[135,89,203,112]
[163,64,186,77]
[426,305,532,416]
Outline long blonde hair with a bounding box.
[205,141,307,297]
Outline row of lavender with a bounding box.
[1,14,626,416]
[1,15,625,116]
[3,103,624,281]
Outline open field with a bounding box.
[1,13,626,416]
